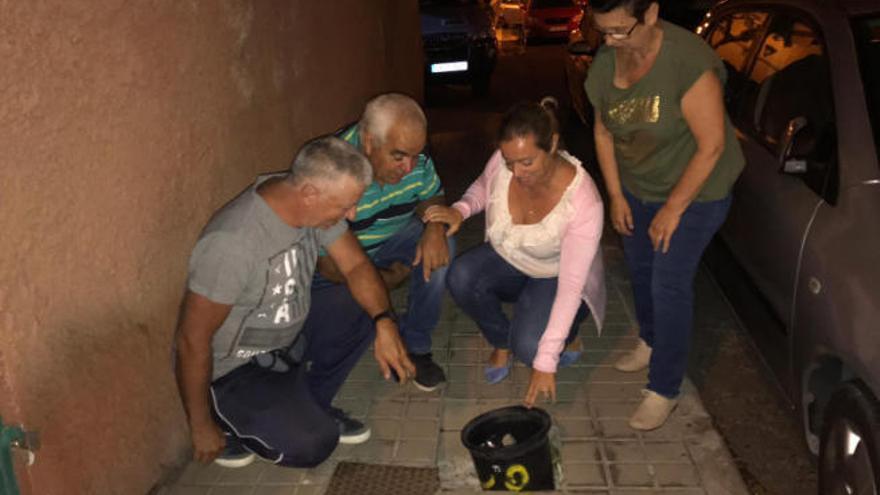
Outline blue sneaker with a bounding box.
[214,436,256,468]
[329,407,371,445]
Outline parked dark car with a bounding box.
[697,1,880,493]
[420,0,498,96]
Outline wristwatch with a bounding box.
[371,309,398,326]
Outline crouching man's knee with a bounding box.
[274,421,339,468]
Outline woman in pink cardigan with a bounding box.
[424,99,606,407]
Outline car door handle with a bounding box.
[808,277,822,295]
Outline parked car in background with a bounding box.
[492,0,526,26]
[524,0,584,39]
[697,1,880,493]
[564,10,601,124]
[421,0,498,96]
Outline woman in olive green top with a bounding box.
[585,0,744,431]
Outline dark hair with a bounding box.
[590,0,655,22]
[497,97,560,152]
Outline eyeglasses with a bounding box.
[597,20,640,40]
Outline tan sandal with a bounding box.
[614,338,652,372]
[628,389,678,431]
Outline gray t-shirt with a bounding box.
[187,174,347,380]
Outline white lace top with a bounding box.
[487,150,585,278]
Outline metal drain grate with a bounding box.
[325,461,440,495]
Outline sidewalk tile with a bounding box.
[405,399,442,419]
[556,417,598,438]
[654,463,701,487]
[292,487,322,495]
[562,462,606,486]
[344,439,397,463]
[604,441,647,463]
[607,463,653,487]
[402,419,440,438]
[370,418,402,440]
[215,462,265,485]
[396,438,437,463]
[439,431,470,460]
[209,487,257,495]
[643,441,690,462]
[369,400,405,418]
[561,441,602,462]
[258,465,304,485]
[252,487,296,495]
[592,402,638,419]
[177,463,226,486]
[447,348,483,365]
[597,419,639,439]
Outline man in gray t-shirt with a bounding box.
[174,136,415,469]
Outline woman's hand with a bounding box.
[524,369,556,408]
[422,205,464,236]
[649,204,683,253]
[609,195,634,236]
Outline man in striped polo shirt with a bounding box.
[311,93,453,391]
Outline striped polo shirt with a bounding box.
[337,123,444,256]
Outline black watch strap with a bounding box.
[372,309,397,325]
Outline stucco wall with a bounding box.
[0,1,422,493]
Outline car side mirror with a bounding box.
[567,40,598,56]
[778,116,813,175]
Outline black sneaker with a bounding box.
[214,436,256,468]
[410,352,446,392]
[329,407,371,445]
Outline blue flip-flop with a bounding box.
[483,362,512,384]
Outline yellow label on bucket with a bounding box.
[504,464,530,491]
[481,464,532,491]
[482,476,496,489]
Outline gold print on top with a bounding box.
[607,95,661,126]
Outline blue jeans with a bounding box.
[446,243,589,366]
[209,305,374,467]
[313,217,455,355]
[621,189,732,398]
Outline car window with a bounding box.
[709,11,769,72]
[852,15,880,173]
[706,11,769,122]
[749,13,837,201]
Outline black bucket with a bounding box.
[461,406,554,491]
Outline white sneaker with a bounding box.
[613,338,652,372]
[628,389,678,431]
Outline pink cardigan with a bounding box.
[452,150,607,373]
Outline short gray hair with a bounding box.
[359,93,427,145]
[288,135,372,186]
